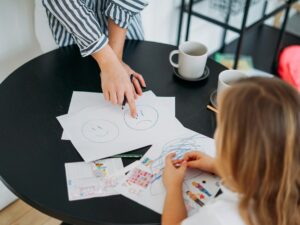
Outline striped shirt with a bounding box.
[42,0,148,57]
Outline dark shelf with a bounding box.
[178,0,298,69]
[216,25,300,74]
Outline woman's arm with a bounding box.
[105,0,148,95]
[108,18,127,60]
[105,0,149,29]
[42,0,141,116]
[107,18,146,96]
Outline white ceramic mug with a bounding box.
[169,41,208,79]
[217,70,248,95]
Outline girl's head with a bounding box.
[215,77,300,225]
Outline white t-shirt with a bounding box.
[182,186,245,225]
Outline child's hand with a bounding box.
[163,153,187,191]
[177,151,217,175]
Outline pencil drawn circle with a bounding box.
[81,120,119,143]
[123,105,159,130]
[151,134,206,171]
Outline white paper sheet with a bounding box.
[115,129,220,216]
[62,92,110,140]
[65,158,124,201]
[159,97,175,117]
[58,93,184,161]
[62,91,175,140]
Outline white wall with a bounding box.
[0,0,42,209]
[0,0,42,83]
[142,0,180,44]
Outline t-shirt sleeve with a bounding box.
[181,207,221,225]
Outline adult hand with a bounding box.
[163,153,187,191]
[122,62,146,96]
[101,62,137,116]
[92,45,137,117]
[107,19,146,99]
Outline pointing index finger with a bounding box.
[125,90,137,118]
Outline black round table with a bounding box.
[0,41,226,225]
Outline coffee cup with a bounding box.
[169,41,208,79]
[217,70,248,95]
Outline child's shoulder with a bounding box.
[182,186,245,225]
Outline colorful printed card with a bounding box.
[65,158,124,201]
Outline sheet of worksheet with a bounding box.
[62,91,175,140]
[65,158,124,201]
[58,92,184,161]
[115,129,220,216]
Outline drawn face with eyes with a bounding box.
[124,105,159,130]
[82,120,119,143]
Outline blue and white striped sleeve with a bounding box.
[105,0,149,29]
[42,0,108,57]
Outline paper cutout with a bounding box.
[186,190,204,207]
[192,181,211,197]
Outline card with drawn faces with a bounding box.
[57,93,185,162]
[123,105,159,131]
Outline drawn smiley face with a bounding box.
[82,120,119,143]
[124,105,159,130]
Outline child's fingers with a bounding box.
[172,159,184,168]
[172,159,184,164]
[179,160,187,173]
[165,153,176,165]
[184,151,199,161]
[187,160,201,169]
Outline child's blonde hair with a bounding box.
[216,77,300,225]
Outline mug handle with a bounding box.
[169,50,179,68]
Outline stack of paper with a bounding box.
[58,91,220,215]
[57,91,183,161]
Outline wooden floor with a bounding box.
[0,200,61,225]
